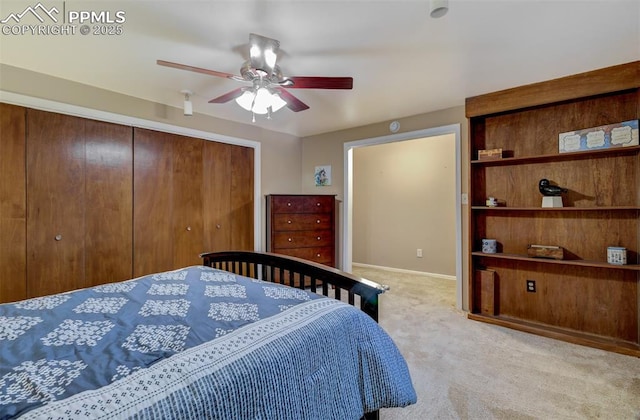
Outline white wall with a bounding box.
[352,134,456,275]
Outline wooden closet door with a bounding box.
[172,135,204,267]
[27,111,133,296]
[134,129,254,276]
[203,140,232,252]
[0,104,26,303]
[202,142,254,253]
[27,110,86,297]
[133,128,174,277]
[134,129,205,274]
[230,144,254,250]
[84,120,133,286]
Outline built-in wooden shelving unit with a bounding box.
[466,61,640,357]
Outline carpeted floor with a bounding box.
[352,266,640,420]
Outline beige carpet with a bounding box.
[351,266,640,420]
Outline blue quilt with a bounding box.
[0,266,416,419]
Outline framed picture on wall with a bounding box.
[314,165,331,186]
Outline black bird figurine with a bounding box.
[539,179,568,196]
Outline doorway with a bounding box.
[343,124,462,309]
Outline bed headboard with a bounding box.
[201,250,388,322]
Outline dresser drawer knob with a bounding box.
[287,202,292,206]
[287,220,292,224]
[186,226,191,231]
[317,236,321,240]
[216,224,221,229]
[288,238,293,242]
[316,253,321,257]
[54,234,62,241]
[316,202,321,206]
[316,220,320,224]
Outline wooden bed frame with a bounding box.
[201,251,388,321]
[201,251,389,420]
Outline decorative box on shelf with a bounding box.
[607,247,627,265]
[558,119,639,153]
[527,244,564,260]
[477,148,503,160]
[484,197,508,207]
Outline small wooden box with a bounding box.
[527,244,564,260]
[478,148,503,160]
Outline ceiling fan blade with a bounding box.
[157,60,237,80]
[285,76,353,90]
[274,88,310,112]
[209,88,245,103]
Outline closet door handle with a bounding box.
[54,234,62,241]
[216,224,221,229]
[186,226,192,231]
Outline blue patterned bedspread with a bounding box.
[0,266,416,419]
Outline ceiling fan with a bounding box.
[157,33,353,120]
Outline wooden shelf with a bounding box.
[471,252,640,271]
[468,313,640,358]
[471,145,640,166]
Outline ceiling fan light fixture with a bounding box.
[252,87,272,114]
[269,91,287,112]
[235,88,286,116]
[235,90,255,111]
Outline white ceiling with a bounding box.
[1,0,638,137]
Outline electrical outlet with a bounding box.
[526,280,536,293]
[417,248,423,258]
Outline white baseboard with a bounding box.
[352,262,456,281]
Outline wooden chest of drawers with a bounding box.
[266,194,337,269]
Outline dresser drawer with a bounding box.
[272,213,332,231]
[273,230,333,248]
[270,195,334,213]
[273,246,334,265]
